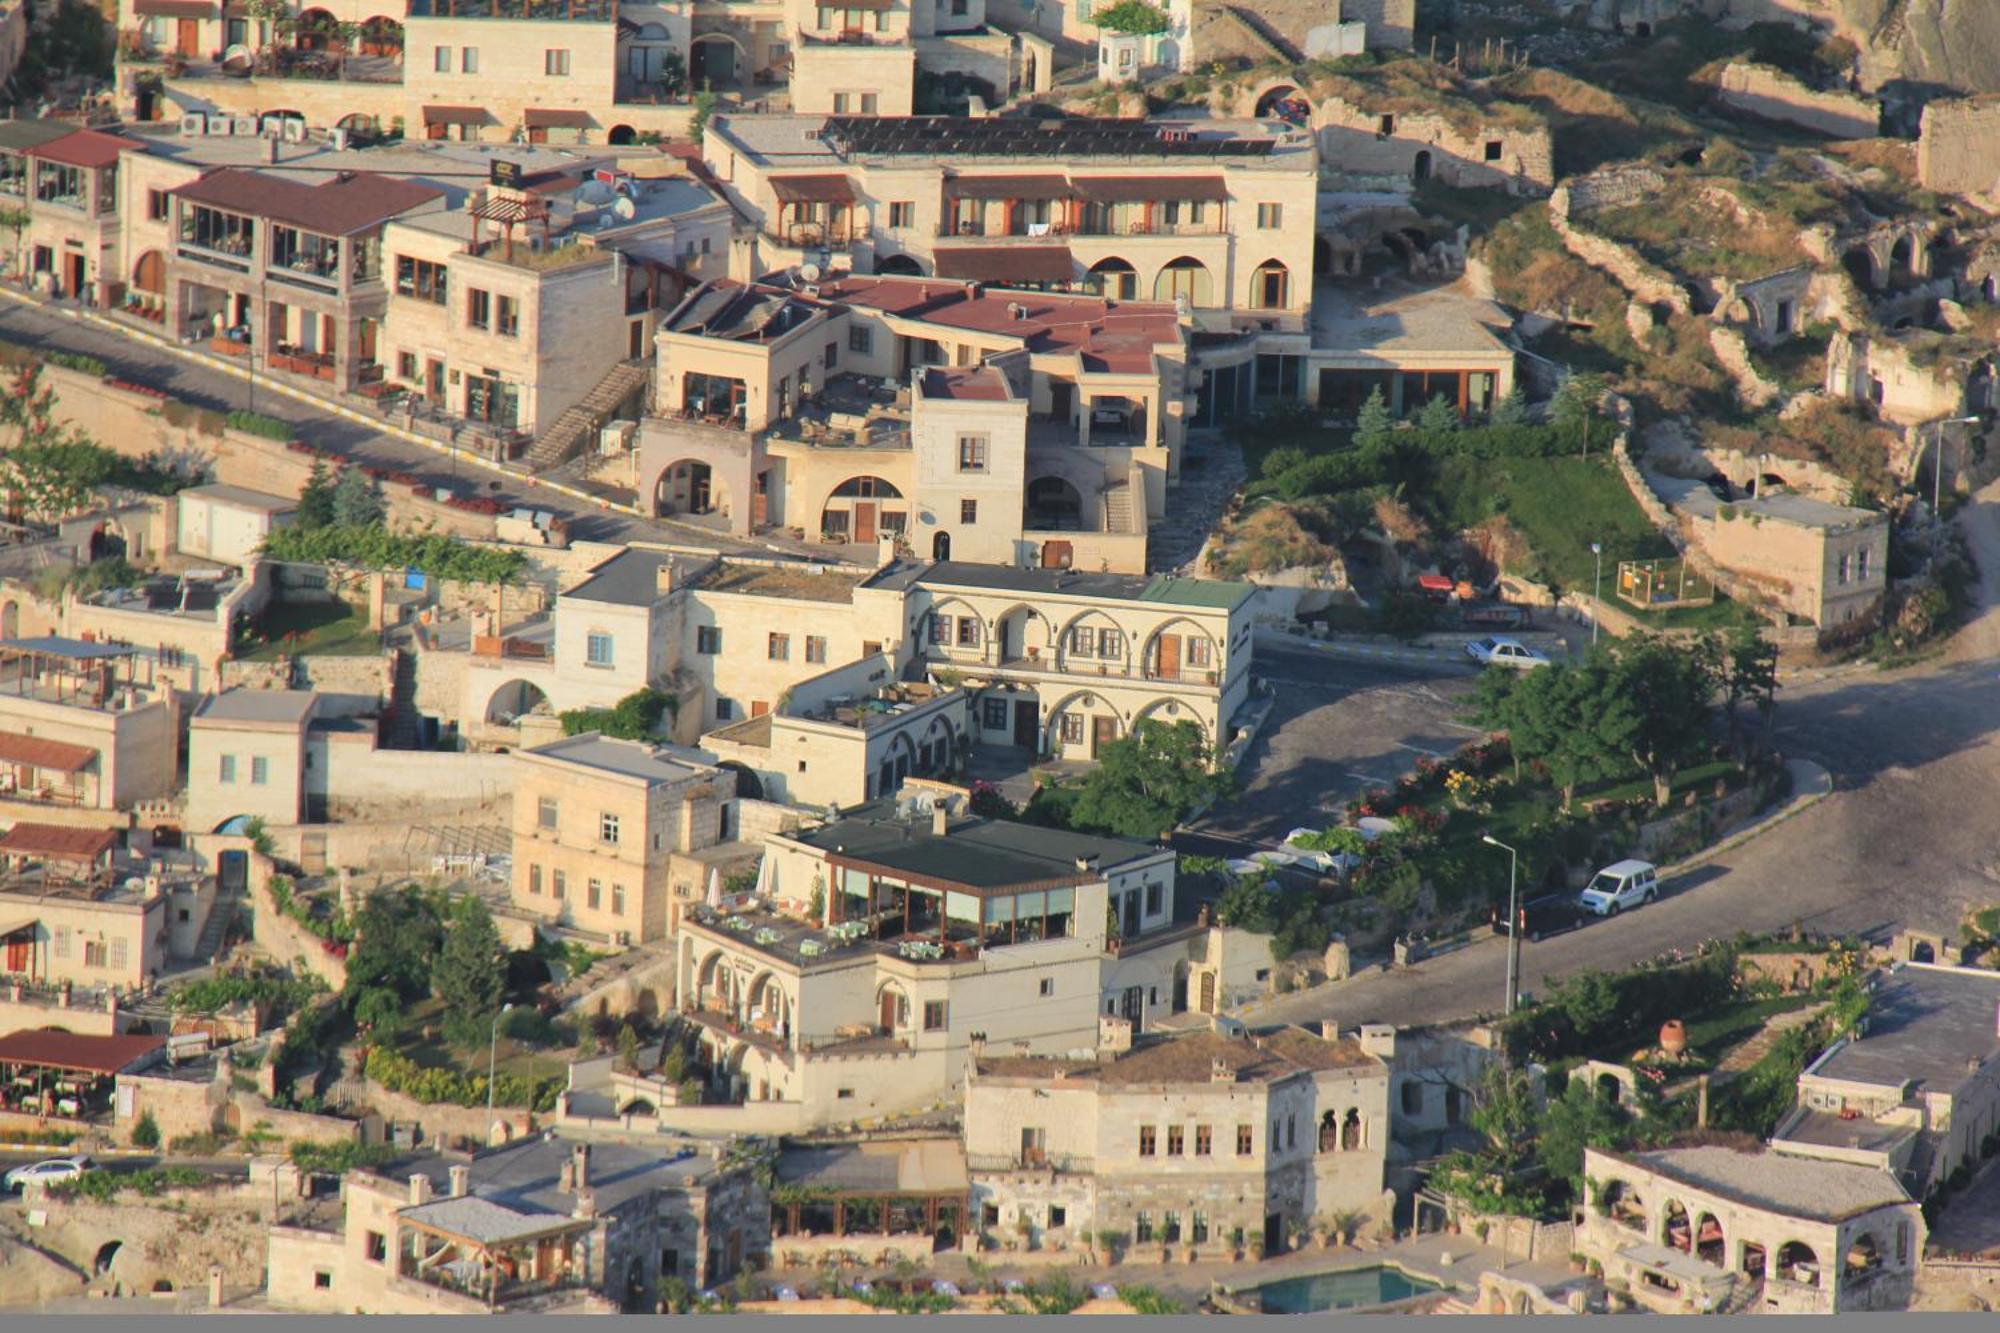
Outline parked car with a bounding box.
[1465,636,1551,669]
[5,1156,90,1191]
[1462,604,1529,631]
[1283,827,1364,876]
[1491,892,1591,942]
[1578,859,1659,916]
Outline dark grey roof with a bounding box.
[400,1194,585,1245]
[0,636,140,661]
[195,688,317,726]
[792,810,1164,891]
[776,1140,966,1193]
[0,121,81,153]
[401,1134,721,1217]
[918,562,1252,610]
[1808,965,2000,1096]
[563,548,679,606]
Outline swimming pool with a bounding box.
[1249,1265,1445,1313]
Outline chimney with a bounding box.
[264,134,280,165]
[931,803,949,838]
[558,1157,576,1193]
[571,1142,591,1191]
[1210,1058,1235,1084]
[572,1187,597,1220]
[656,560,675,597]
[1319,1020,1340,1042]
[448,1165,470,1198]
[877,534,900,570]
[1356,1023,1396,1061]
[408,1172,433,1207]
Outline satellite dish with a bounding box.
[612,196,637,222]
[800,261,822,282]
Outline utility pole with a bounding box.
[1482,834,1520,1015]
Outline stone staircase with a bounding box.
[1222,4,1305,62]
[1148,435,1246,573]
[192,892,240,966]
[1429,1295,1478,1315]
[524,360,651,472]
[1718,1276,1764,1315]
[380,649,422,750]
[1101,481,1133,534]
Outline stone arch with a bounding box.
[1131,697,1205,740]
[358,15,402,56]
[875,979,911,1031]
[1042,687,1121,753]
[688,31,748,88]
[619,1096,656,1117]
[1317,1109,1338,1152]
[1053,605,1130,668]
[931,530,951,560]
[695,950,735,1009]
[1662,1198,1691,1251]
[992,601,1055,662]
[1412,149,1432,183]
[1602,1179,1644,1230]
[1694,1210,1725,1266]
[94,1241,122,1275]
[1843,246,1876,290]
[131,250,165,296]
[293,7,338,48]
[484,678,550,725]
[1153,255,1213,307]
[609,124,636,146]
[1140,614,1219,681]
[1251,257,1291,310]
[716,760,762,800]
[1844,1232,1882,1279]
[152,1280,175,1294]
[1341,1106,1362,1150]
[1085,256,1137,301]
[1253,82,1303,121]
[1024,475,1084,529]
[878,254,925,277]
[1913,938,1936,964]
[1777,1240,1820,1285]
[654,457,728,518]
[334,111,379,135]
[1889,234,1913,276]
[746,969,791,1034]
[819,474,904,541]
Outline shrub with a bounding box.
[363,1045,561,1111]
[44,351,107,377]
[226,409,295,441]
[130,1111,160,1150]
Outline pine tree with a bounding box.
[296,460,336,529]
[331,465,385,528]
[1416,392,1460,440]
[1353,385,1393,450]
[1489,385,1528,428]
[432,896,504,1049]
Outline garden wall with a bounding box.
[249,872,348,992]
[1716,63,1879,139]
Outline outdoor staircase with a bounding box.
[381,648,423,750]
[1101,481,1133,534]
[1222,4,1305,62]
[1429,1295,1478,1315]
[1718,1277,1764,1315]
[192,892,240,966]
[524,360,652,472]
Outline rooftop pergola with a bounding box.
[398,1195,592,1309]
[0,637,149,709]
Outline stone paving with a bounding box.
[1151,435,1247,574]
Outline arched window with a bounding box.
[1252,260,1290,310]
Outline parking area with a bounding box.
[1192,641,1482,847]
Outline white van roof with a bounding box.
[1598,859,1655,877]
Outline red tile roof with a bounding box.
[523,108,592,130]
[922,366,1009,401]
[946,173,1072,201]
[29,130,138,170]
[933,244,1072,284]
[422,105,489,126]
[0,822,118,864]
[0,1030,164,1076]
[172,168,443,236]
[817,275,1183,373]
[770,174,855,205]
[0,732,95,774]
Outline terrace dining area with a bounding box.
[825,862,1080,961]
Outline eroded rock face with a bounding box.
[1788,0,2000,97]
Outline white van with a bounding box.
[1578,859,1658,916]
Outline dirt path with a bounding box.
[1947,475,2000,663]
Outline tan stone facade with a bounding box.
[1685,493,1888,631]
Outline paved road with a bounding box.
[0,300,775,555]
[1235,642,2000,1029]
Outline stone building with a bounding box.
[1677,492,1889,633]
[1578,1143,1921,1314]
[507,733,752,945]
[1311,96,1554,196]
[265,1135,771,1313]
[963,1027,1390,1257]
[186,689,319,834]
[0,637,180,815]
[1774,963,2000,1203]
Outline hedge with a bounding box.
[226,409,296,441]
[364,1046,562,1111]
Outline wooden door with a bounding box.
[1051,381,1073,423]
[1090,715,1116,756]
[751,700,769,717]
[5,938,26,973]
[1155,633,1180,680]
[879,990,898,1031]
[175,18,200,54]
[1013,699,1037,748]
[1198,971,1215,1013]
[853,502,877,543]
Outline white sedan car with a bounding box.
[1465,636,1551,670]
[5,1156,89,1191]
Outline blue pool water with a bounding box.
[1251,1266,1444,1313]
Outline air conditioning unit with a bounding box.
[329,128,350,151]
[205,113,231,135]
[615,930,631,947]
[178,113,206,137]
[232,116,257,137]
[282,119,307,143]
[598,420,636,454]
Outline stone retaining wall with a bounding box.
[1717,62,1879,139]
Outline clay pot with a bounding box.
[1659,1020,1688,1056]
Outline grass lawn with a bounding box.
[392,998,564,1081]
[241,599,380,661]
[1434,454,1675,593]
[1578,758,1742,807]
[1680,993,1818,1062]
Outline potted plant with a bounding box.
[1229,1227,1246,1262]
[1094,1229,1124,1267]
[1014,1215,1035,1252]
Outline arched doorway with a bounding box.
[1086,257,1137,300]
[485,679,550,726]
[293,8,338,49]
[1413,150,1432,182]
[1340,1108,1361,1150]
[0,601,17,640]
[1252,258,1291,309]
[656,459,726,518]
[94,1241,122,1275]
[1843,1233,1881,1281]
[1153,256,1212,307]
[1889,235,1913,277]
[1025,476,1083,529]
[689,33,744,89]
[609,124,636,145]
[717,761,762,800]
[358,16,402,56]
[821,475,903,543]
[1913,939,1936,964]
[1663,1200,1691,1252]
[1776,1241,1819,1286]
[1843,247,1875,289]
[877,254,924,277]
[1694,1212,1724,1266]
[1313,235,1331,275]
[1254,84,1307,124]
[932,531,951,560]
[131,250,164,298]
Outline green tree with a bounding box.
[330,466,384,528]
[1065,719,1236,840]
[0,206,31,278]
[1552,372,1607,458]
[352,985,406,1043]
[432,895,505,1049]
[1724,626,1779,757]
[1489,385,1528,428]
[617,1022,642,1071]
[130,1110,160,1150]
[1488,657,1626,808]
[558,687,676,740]
[1537,1076,1629,1198]
[1467,1061,1540,1172]
[1416,392,1460,441]
[296,459,337,529]
[0,364,122,523]
[1211,871,1276,931]
[1090,0,1169,32]
[690,89,718,140]
[343,886,446,1002]
[1353,385,1394,450]
[1601,634,1720,806]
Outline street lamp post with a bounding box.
[1590,542,1603,646]
[1482,834,1520,1015]
[485,1002,515,1140]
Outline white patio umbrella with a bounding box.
[705,866,723,910]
